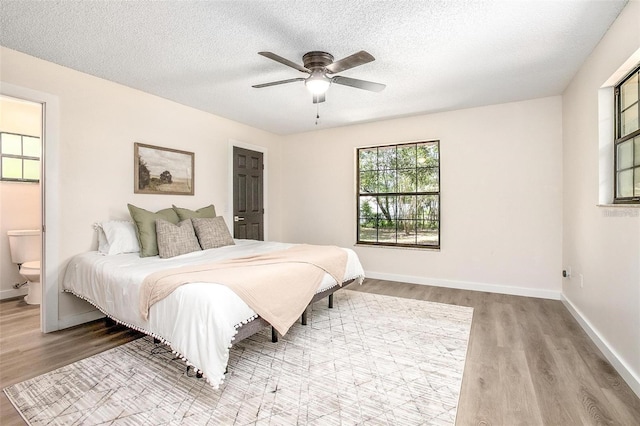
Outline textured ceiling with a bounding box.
[0,0,628,135]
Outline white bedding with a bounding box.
[62,239,365,387]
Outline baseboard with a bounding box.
[58,309,105,330]
[364,271,562,300]
[0,287,28,300]
[561,295,640,398]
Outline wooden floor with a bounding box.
[1,279,639,425]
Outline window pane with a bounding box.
[378,169,397,193]
[377,195,397,221]
[617,139,634,170]
[617,169,633,197]
[359,171,378,193]
[23,159,40,180]
[359,148,377,171]
[397,220,416,244]
[621,72,639,110]
[417,222,439,245]
[23,137,41,158]
[634,136,640,167]
[417,195,439,223]
[2,157,22,179]
[621,103,639,137]
[635,167,640,197]
[359,219,377,242]
[397,195,416,219]
[377,146,396,170]
[417,143,439,167]
[378,220,397,243]
[359,195,377,218]
[417,167,439,192]
[1,134,21,155]
[397,168,416,192]
[396,145,416,169]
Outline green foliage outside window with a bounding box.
[357,141,440,248]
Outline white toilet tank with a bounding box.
[7,229,41,264]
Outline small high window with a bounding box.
[357,141,440,248]
[614,64,640,203]
[0,132,41,182]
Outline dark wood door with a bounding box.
[233,146,264,240]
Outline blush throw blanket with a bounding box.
[140,244,348,335]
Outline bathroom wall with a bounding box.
[0,96,42,299]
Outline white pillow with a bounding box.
[94,221,140,255]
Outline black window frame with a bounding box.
[356,140,441,249]
[0,131,41,183]
[614,64,640,204]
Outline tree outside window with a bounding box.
[357,141,440,248]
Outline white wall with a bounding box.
[0,96,41,299]
[562,0,640,394]
[281,96,563,299]
[0,47,284,325]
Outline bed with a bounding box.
[62,238,365,388]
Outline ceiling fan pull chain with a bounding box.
[315,103,320,125]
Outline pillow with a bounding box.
[155,218,202,259]
[94,221,140,255]
[172,204,216,220]
[191,217,235,249]
[127,204,180,257]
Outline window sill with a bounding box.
[596,204,640,217]
[597,204,640,208]
[354,243,440,252]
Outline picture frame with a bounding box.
[134,142,194,195]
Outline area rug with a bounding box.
[4,289,473,425]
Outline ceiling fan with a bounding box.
[252,50,385,103]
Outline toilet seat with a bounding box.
[21,260,40,272]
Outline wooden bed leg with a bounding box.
[105,317,115,327]
[153,338,160,344]
[271,327,278,343]
[328,293,334,309]
[301,309,307,325]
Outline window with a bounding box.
[0,132,41,182]
[614,64,640,203]
[357,141,440,248]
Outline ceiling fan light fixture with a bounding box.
[305,72,331,95]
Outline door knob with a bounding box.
[234,216,245,222]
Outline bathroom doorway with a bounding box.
[0,95,43,331]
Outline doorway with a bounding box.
[1,83,59,333]
[232,146,264,240]
[0,95,43,329]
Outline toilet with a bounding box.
[7,229,41,305]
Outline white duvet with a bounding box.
[62,239,365,387]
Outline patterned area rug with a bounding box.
[4,289,473,425]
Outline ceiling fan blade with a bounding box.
[258,52,310,73]
[325,50,375,74]
[313,93,326,104]
[252,77,305,88]
[331,76,386,92]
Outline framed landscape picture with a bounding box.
[134,142,194,195]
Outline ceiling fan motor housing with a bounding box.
[302,51,334,71]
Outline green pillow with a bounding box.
[127,204,180,257]
[172,204,216,220]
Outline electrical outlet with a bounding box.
[579,273,584,288]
